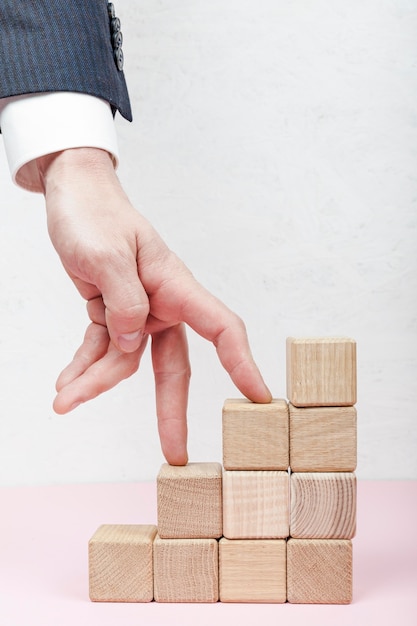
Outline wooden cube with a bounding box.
[287,539,353,604]
[289,404,357,471]
[153,536,219,602]
[222,398,289,470]
[286,337,357,407]
[290,472,356,539]
[157,462,222,538]
[223,470,289,539]
[88,524,157,602]
[219,538,286,603]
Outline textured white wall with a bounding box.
[0,0,416,485]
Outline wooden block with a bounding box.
[290,472,356,539]
[222,398,289,470]
[153,536,219,602]
[289,404,357,471]
[287,538,353,604]
[88,524,157,602]
[286,337,357,407]
[157,462,222,538]
[223,470,289,539]
[219,538,286,603]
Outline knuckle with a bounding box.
[108,300,149,324]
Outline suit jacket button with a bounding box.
[112,29,123,49]
[108,2,116,19]
[114,47,124,71]
[111,17,121,33]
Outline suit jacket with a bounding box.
[0,0,132,121]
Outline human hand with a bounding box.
[37,148,271,464]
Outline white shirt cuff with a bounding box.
[0,92,119,193]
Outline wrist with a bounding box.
[37,148,116,195]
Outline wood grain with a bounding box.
[88,524,157,602]
[223,470,289,539]
[153,536,219,602]
[290,472,356,539]
[222,398,289,470]
[157,462,222,539]
[287,538,353,604]
[219,538,286,603]
[286,337,357,407]
[289,404,357,471]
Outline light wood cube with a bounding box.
[287,539,353,604]
[88,524,157,602]
[286,337,357,407]
[222,398,289,470]
[289,404,357,471]
[290,472,356,539]
[153,536,219,602]
[157,462,222,538]
[219,538,286,603]
[223,470,289,539]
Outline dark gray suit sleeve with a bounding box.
[0,0,132,121]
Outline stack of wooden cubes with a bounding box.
[154,462,222,602]
[88,336,357,604]
[220,398,289,602]
[286,337,357,604]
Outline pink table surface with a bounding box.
[0,480,416,626]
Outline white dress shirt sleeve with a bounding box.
[0,92,120,193]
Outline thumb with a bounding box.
[99,263,150,353]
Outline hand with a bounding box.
[37,148,271,464]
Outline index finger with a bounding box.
[179,284,272,403]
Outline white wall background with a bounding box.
[0,0,416,485]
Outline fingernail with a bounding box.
[118,330,142,352]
